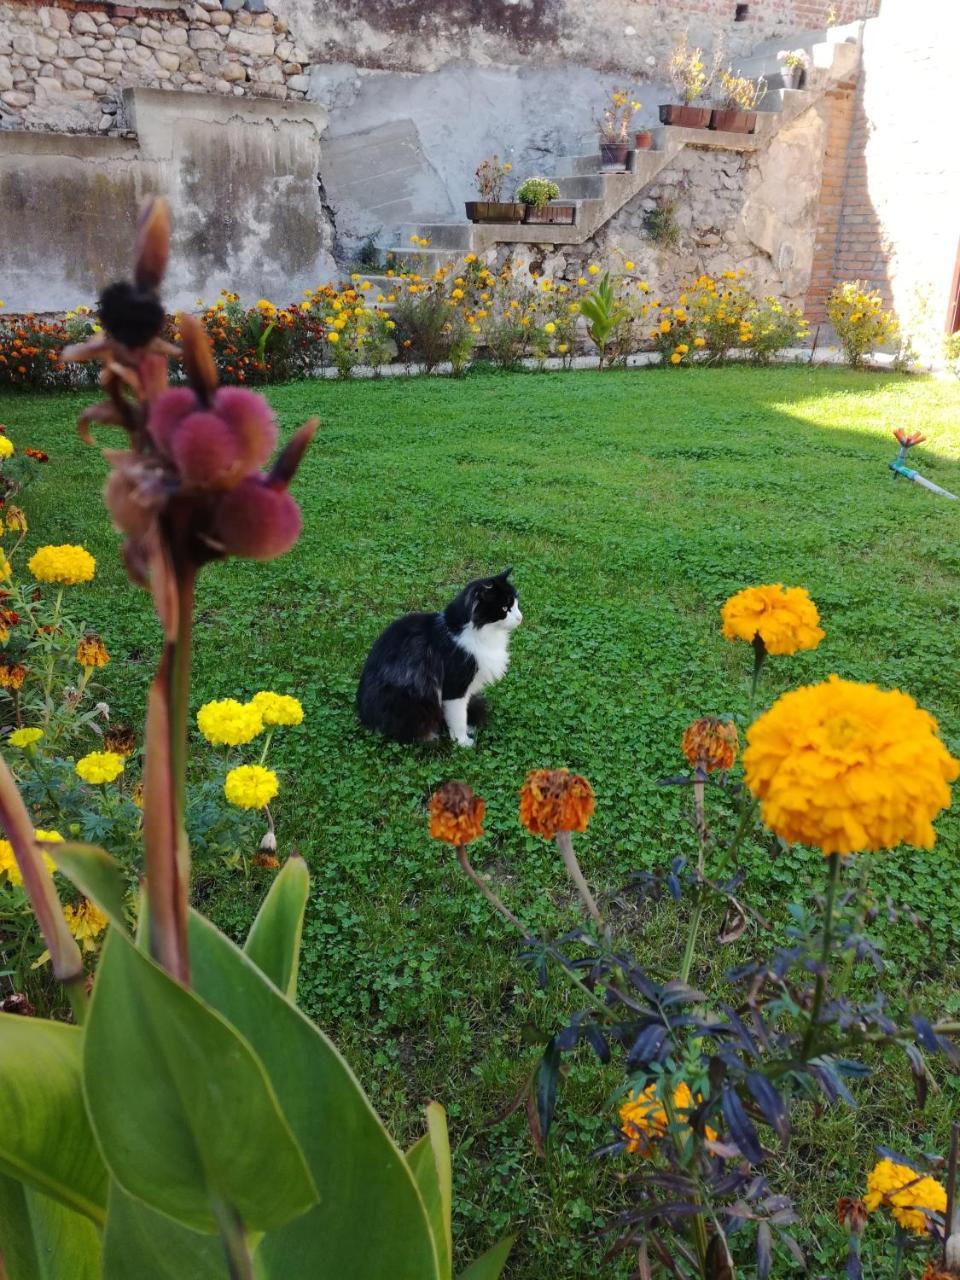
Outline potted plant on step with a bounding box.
[635,126,653,150]
[660,33,721,128]
[465,156,525,224]
[597,89,642,169]
[516,176,575,225]
[710,69,767,134]
[777,48,810,89]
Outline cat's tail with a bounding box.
[467,695,488,728]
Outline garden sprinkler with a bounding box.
[888,429,958,500]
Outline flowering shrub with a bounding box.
[717,69,767,111]
[474,155,513,200]
[827,280,900,367]
[515,177,560,208]
[0,308,100,391]
[667,33,722,103]
[430,576,960,1278]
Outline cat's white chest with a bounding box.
[455,623,511,692]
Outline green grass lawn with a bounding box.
[4,365,960,1277]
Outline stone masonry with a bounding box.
[0,0,311,134]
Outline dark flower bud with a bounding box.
[215,479,302,561]
[98,281,165,349]
[170,412,242,489]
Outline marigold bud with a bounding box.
[682,717,738,774]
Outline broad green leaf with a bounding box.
[83,927,318,1235]
[102,1181,228,1280]
[0,1015,106,1224]
[457,1236,515,1280]
[406,1103,453,1279]
[51,842,129,934]
[244,854,309,998]
[186,911,441,1279]
[0,1172,101,1280]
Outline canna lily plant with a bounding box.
[0,198,513,1280]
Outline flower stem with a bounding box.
[892,1228,905,1280]
[555,830,604,932]
[456,844,528,936]
[801,851,842,1059]
[679,898,705,986]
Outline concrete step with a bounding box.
[554,174,606,199]
[395,222,476,251]
[751,21,861,56]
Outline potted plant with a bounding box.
[777,48,810,89]
[597,89,642,169]
[710,69,767,134]
[660,34,721,128]
[464,156,524,224]
[635,127,653,150]
[516,176,575,225]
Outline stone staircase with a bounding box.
[380,25,861,269]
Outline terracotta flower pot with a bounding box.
[709,108,758,134]
[634,130,653,150]
[599,142,630,169]
[464,201,525,224]
[658,104,713,128]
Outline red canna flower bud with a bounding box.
[214,479,302,561]
[147,388,278,490]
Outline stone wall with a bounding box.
[0,88,334,311]
[0,0,309,134]
[804,0,960,348]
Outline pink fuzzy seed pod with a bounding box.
[214,478,303,560]
[146,388,200,456]
[212,387,278,472]
[170,412,243,489]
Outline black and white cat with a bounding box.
[356,569,522,747]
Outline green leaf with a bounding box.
[102,1181,229,1280]
[0,1172,101,1280]
[50,842,130,934]
[186,911,441,1279]
[83,927,318,1235]
[406,1103,452,1279]
[244,854,309,998]
[457,1236,515,1280]
[0,1015,106,1224]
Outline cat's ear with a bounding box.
[498,566,513,580]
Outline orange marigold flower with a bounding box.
[429,781,485,845]
[721,583,824,656]
[519,768,595,839]
[619,1081,717,1156]
[103,725,136,757]
[76,633,109,670]
[0,660,27,690]
[253,851,281,869]
[24,448,49,463]
[682,717,739,773]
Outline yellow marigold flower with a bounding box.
[577,276,587,286]
[745,676,959,855]
[429,781,485,845]
[670,353,682,364]
[0,660,26,689]
[8,727,43,749]
[682,717,738,773]
[519,769,595,839]
[659,320,671,334]
[251,691,304,727]
[558,343,569,354]
[721,584,824,656]
[64,898,108,951]
[588,264,600,276]
[676,343,689,355]
[544,321,556,335]
[619,1081,717,1156]
[624,259,635,271]
[76,633,109,670]
[5,506,26,533]
[451,288,465,300]
[75,751,125,785]
[0,436,14,460]
[568,302,580,314]
[327,331,341,343]
[224,764,279,810]
[864,1159,946,1235]
[0,829,60,885]
[465,253,477,263]
[693,336,706,348]
[196,698,263,747]
[28,545,95,586]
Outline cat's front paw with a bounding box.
[455,734,475,749]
